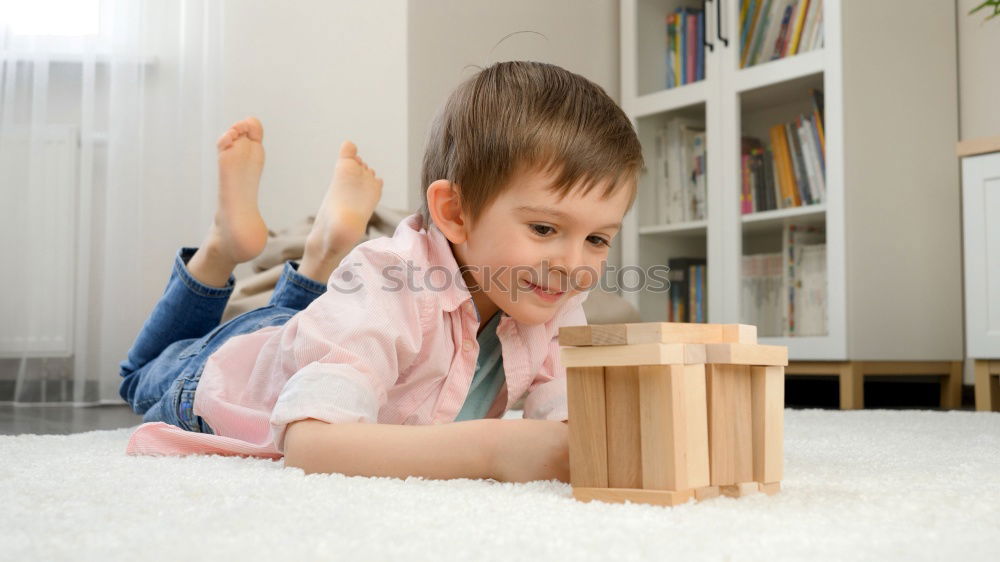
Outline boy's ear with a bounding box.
[426,179,469,244]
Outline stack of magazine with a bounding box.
[653,118,707,225]
[741,223,827,336]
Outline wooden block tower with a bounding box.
[559,322,786,507]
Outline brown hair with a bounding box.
[419,61,643,228]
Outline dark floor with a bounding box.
[0,403,144,436]
[0,379,976,436]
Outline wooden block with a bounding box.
[751,366,784,483]
[605,366,642,489]
[706,364,753,486]
[683,364,710,489]
[693,485,720,501]
[720,482,760,498]
[758,481,781,495]
[573,487,693,507]
[561,343,699,367]
[705,343,788,366]
[559,322,759,347]
[638,365,687,491]
[722,324,757,344]
[567,366,608,488]
[590,324,627,345]
[559,325,592,347]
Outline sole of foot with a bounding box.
[209,116,269,264]
[303,140,384,268]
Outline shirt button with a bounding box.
[462,340,473,352]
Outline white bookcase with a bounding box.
[959,139,1000,411]
[619,0,962,367]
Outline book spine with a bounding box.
[769,124,798,207]
[789,0,810,54]
[679,7,687,85]
[687,12,697,84]
[773,3,793,60]
[697,10,704,80]
[741,153,751,214]
[785,121,809,205]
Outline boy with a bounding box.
[121,61,642,484]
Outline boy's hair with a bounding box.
[419,61,643,228]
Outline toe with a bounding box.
[339,140,358,159]
[244,117,264,142]
[217,130,236,150]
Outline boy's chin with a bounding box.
[503,300,563,326]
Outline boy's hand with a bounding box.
[490,419,570,484]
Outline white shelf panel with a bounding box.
[639,220,708,236]
[626,80,708,119]
[735,49,825,94]
[741,203,826,233]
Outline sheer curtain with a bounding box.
[0,0,223,406]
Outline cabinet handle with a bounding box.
[716,0,729,47]
[702,0,714,52]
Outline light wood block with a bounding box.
[705,343,788,366]
[561,343,701,368]
[758,482,781,495]
[558,322,759,347]
[605,366,642,489]
[567,366,608,488]
[559,325,592,347]
[683,364,710,489]
[638,365,687,491]
[975,360,1000,412]
[573,487,693,507]
[693,486,720,501]
[590,324,628,345]
[722,324,757,345]
[720,482,760,498]
[751,366,784,483]
[706,364,753,486]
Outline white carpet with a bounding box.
[2,409,999,561]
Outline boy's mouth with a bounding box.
[521,279,565,300]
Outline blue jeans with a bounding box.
[118,247,327,433]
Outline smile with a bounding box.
[523,280,565,301]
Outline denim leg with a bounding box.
[119,247,236,380]
[267,260,327,311]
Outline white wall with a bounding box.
[407,0,622,265]
[220,0,409,236]
[956,0,1000,140]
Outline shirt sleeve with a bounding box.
[266,246,425,453]
[521,292,589,422]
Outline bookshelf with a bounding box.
[619,0,963,372]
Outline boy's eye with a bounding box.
[530,224,610,248]
[588,235,611,248]
[530,224,554,236]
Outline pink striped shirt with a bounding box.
[126,213,588,459]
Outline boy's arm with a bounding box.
[283,418,499,480]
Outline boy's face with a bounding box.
[435,165,633,326]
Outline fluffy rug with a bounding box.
[2,409,999,561]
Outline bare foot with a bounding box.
[187,117,268,287]
[300,140,383,283]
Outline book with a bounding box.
[741,252,783,336]
[769,124,800,208]
[667,257,706,322]
[781,224,825,335]
[788,0,810,55]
